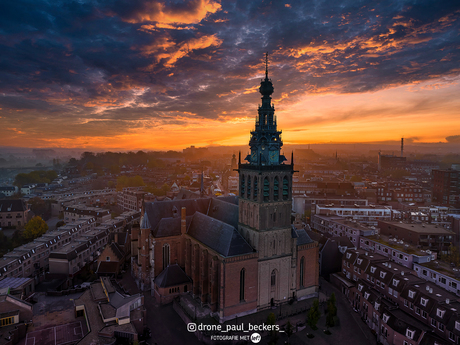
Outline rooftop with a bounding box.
[380,221,454,235]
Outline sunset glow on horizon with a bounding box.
[1,0,460,151]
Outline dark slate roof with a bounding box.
[144,198,210,231]
[332,236,355,248]
[206,197,239,228]
[110,242,125,261]
[419,332,449,345]
[174,188,200,200]
[96,261,119,274]
[187,212,253,257]
[294,228,314,246]
[0,199,27,212]
[155,264,191,288]
[152,216,192,238]
[386,308,430,342]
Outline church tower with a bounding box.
[238,53,297,309]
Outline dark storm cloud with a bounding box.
[0,0,459,138]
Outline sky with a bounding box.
[1,0,460,151]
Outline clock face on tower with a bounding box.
[269,150,278,163]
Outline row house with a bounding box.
[0,217,96,283]
[316,204,392,226]
[334,250,460,345]
[48,228,110,276]
[50,189,117,216]
[64,205,111,225]
[359,236,433,269]
[311,214,376,246]
[413,263,460,297]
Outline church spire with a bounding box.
[244,53,286,166]
[265,52,269,79]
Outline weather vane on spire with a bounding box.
[265,52,269,79]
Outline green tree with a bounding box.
[116,175,145,191]
[267,312,279,345]
[326,293,337,328]
[23,216,48,240]
[307,299,321,330]
[285,320,294,344]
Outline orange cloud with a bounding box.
[154,34,223,67]
[123,0,221,25]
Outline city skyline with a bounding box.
[1,0,460,150]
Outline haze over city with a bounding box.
[1,0,460,151]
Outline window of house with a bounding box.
[422,311,427,319]
[415,307,420,315]
[358,284,363,292]
[421,298,428,307]
[371,266,376,273]
[106,257,110,261]
[382,314,389,323]
[380,271,386,279]
[437,309,445,318]
[408,290,415,298]
[455,321,460,331]
[406,329,415,340]
[431,319,437,327]
[364,292,370,300]
[439,323,444,331]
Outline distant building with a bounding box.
[315,204,392,226]
[378,220,456,255]
[0,199,28,228]
[432,169,460,207]
[378,152,406,171]
[0,187,17,197]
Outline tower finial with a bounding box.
[265,52,269,79]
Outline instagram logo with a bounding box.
[187,323,197,332]
[250,332,261,343]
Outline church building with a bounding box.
[131,58,319,321]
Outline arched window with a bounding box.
[300,257,305,288]
[240,268,245,301]
[282,176,289,200]
[263,177,270,202]
[253,176,258,201]
[240,175,245,197]
[247,176,251,199]
[163,244,170,269]
[273,177,279,201]
[271,270,276,287]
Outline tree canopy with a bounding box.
[14,170,58,188]
[23,216,48,240]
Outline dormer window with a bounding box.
[393,279,399,287]
[436,308,445,318]
[421,297,428,307]
[380,271,386,279]
[358,284,363,292]
[382,314,390,323]
[375,302,380,311]
[357,258,363,265]
[371,266,376,273]
[455,321,460,331]
[408,290,415,298]
[346,253,351,259]
[406,329,415,340]
[364,292,370,300]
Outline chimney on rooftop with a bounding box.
[401,138,404,157]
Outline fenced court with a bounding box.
[26,321,85,345]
